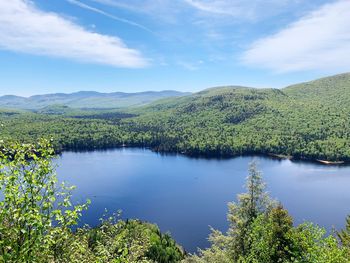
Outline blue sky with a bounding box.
[0,0,349,96]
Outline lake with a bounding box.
[56,148,350,252]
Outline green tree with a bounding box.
[246,204,296,262]
[84,215,184,263]
[0,140,184,262]
[183,161,274,263]
[0,139,89,262]
[338,215,350,255]
[339,215,350,247]
[226,160,274,260]
[292,223,348,263]
[183,162,349,263]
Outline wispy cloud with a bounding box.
[91,0,149,11]
[183,0,303,20]
[91,0,185,23]
[93,0,306,22]
[184,0,240,16]
[66,0,153,33]
[177,60,204,71]
[0,0,148,67]
[242,0,350,72]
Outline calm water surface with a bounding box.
[56,148,350,252]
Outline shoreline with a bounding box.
[316,159,345,165]
[58,145,349,166]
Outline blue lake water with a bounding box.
[56,148,350,252]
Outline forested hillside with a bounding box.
[1,73,349,162]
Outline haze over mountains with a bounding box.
[0,73,350,112]
[0,90,189,110]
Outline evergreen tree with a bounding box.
[246,204,296,262]
[226,160,274,260]
[338,215,350,252]
[184,162,349,263]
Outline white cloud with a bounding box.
[94,0,301,20]
[183,0,301,20]
[91,0,147,11]
[177,60,204,71]
[0,0,148,67]
[184,0,242,16]
[242,0,350,72]
[91,0,184,23]
[66,0,153,33]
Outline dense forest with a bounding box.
[1,73,350,162]
[1,140,350,262]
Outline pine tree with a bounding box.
[338,215,350,250]
[267,204,295,262]
[184,162,349,263]
[226,160,274,260]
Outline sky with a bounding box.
[0,0,350,96]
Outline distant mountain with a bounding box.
[141,72,350,112]
[1,73,350,161]
[0,90,190,110]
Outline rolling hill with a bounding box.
[1,73,349,162]
[121,72,350,161]
[0,90,190,110]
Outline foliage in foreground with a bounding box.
[1,140,350,262]
[184,162,350,263]
[0,140,184,262]
[0,139,89,262]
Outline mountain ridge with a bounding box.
[2,72,350,110]
[0,90,190,110]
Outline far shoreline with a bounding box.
[57,145,350,166]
